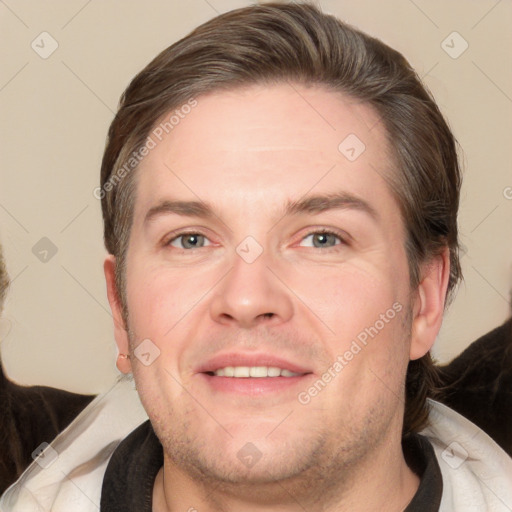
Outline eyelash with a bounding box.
[299,228,348,250]
[163,228,349,251]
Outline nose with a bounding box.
[209,247,294,328]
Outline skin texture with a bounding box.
[105,83,450,511]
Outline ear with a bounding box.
[410,247,451,360]
[104,255,132,374]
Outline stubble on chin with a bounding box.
[148,394,399,510]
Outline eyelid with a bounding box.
[162,228,215,248]
[296,227,351,247]
[161,226,351,250]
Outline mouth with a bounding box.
[196,354,314,395]
[206,366,303,378]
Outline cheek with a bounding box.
[131,367,180,431]
[125,261,206,340]
[297,261,401,333]
[290,258,412,395]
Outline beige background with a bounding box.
[0,0,511,394]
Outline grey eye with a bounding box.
[170,234,210,249]
[300,232,341,248]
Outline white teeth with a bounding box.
[249,366,268,377]
[267,367,281,377]
[234,366,250,377]
[211,366,302,378]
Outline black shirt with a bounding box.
[101,420,443,511]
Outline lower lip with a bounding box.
[198,373,312,395]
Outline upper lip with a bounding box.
[195,352,313,375]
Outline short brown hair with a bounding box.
[100,1,462,434]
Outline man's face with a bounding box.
[113,83,420,485]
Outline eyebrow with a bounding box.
[143,191,378,225]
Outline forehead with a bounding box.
[134,82,397,220]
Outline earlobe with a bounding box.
[104,255,132,374]
[410,248,451,360]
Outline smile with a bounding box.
[209,366,303,378]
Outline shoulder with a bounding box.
[422,399,512,512]
[0,376,148,512]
